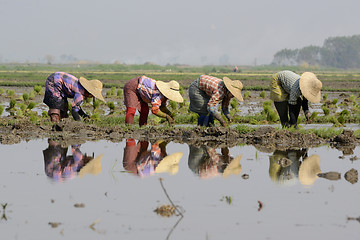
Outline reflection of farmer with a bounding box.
[188,145,241,179]
[269,148,321,186]
[270,71,322,128]
[43,72,105,123]
[43,139,102,181]
[123,76,184,126]
[188,75,243,127]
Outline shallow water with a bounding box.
[0,139,359,240]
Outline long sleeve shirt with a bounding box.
[198,75,231,115]
[137,75,166,114]
[46,72,87,112]
[276,70,302,105]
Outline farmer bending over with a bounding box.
[124,75,183,126]
[270,70,322,128]
[43,72,105,123]
[188,75,243,127]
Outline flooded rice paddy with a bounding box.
[0,139,359,240]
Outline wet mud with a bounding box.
[1,117,359,153]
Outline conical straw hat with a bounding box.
[223,155,242,178]
[155,152,183,175]
[78,154,104,177]
[156,80,184,103]
[223,77,244,102]
[79,77,105,102]
[299,154,321,186]
[299,72,322,103]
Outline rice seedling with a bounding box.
[322,93,328,101]
[243,90,251,99]
[29,91,36,100]
[0,88,4,95]
[332,98,338,105]
[33,85,42,94]
[19,103,27,111]
[27,102,36,110]
[322,106,330,116]
[230,98,238,110]
[259,90,266,98]
[6,89,15,97]
[0,105,4,115]
[22,93,29,102]
[117,89,123,98]
[169,100,178,111]
[107,101,116,113]
[8,99,16,110]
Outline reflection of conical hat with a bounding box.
[299,154,321,186]
[79,77,105,102]
[223,77,244,102]
[155,152,183,175]
[79,154,104,177]
[223,155,242,178]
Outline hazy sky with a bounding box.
[0,0,359,65]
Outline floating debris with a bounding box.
[48,222,61,228]
[317,171,341,181]
[154,205,177,217]
[242,174,249,179]
[258,200,263,212]
[344,168,358,184]
[347,216,360,223]
[74,203,85,208]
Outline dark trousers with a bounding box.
[274,99,301,128]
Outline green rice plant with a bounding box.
[259,90,266,98]
[19,103,27,111]
[6,89,15,97]
[93,98,100,110]
[0,105,4,115]
[107,101,116,112]
[230,98,238,110]
[91,112,101,122]
[33,85,42,94]
[27,101,36,110]
[42,111,48,118]
[0,88,4,95]
[117,89,123,98]
[322,93,327,101]
[169,100,178,111]
[235,124,256,134]
[179,86,185,96]
[349,95,356,102]
[29,91,36,100]
[337,114,345,124]
[322,106,330,116]
[22,93,29,102]
[243,90,251,99]
[8,99,16,109]
[340,109,350,116]
[29,113,39,123]
[332,98,338,105]
[16,109,23,117]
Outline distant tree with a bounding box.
[297,45,322,66]
[272,49,299,65]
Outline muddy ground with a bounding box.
[1,118,359,155]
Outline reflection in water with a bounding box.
[188,145,242,179]
[123,139,183,177]
[43,139,103,182]
[269,149,321,186]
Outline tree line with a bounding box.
[272,35,360,69]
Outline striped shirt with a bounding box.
[277,70,302,105]
[199,75,230,114]
[45,72,86,112]
[137,75,165,114]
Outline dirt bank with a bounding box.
[1,118,359,153]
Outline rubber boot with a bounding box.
[48,109,61,123]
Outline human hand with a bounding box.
[166,115,175,125]
[305,112,311,123]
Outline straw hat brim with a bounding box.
[155,152,183,175]
[223,77,244,102]
[299,154,321,186]
[299,72,322,103]
[223,155,242,178]
[156,81,184,103]
[79,77,105,102]
[79,153,104,177]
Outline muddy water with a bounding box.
[0,139,359,240]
